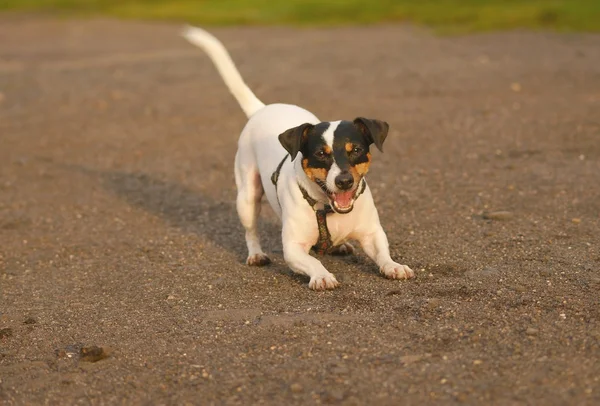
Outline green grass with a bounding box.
[2,0,599,33]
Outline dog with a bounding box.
[181,26,415,290]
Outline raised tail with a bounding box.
[181,25,265,118]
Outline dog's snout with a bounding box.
[335,172,354,190]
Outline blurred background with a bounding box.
[2,0,599,33]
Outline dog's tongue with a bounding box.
[334,191,354,208]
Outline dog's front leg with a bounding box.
[282,240,339,291]
[359,225,414,280]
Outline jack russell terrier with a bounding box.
[182,26,415,290]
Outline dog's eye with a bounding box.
[351,146,363,154]
[315,150,328,159]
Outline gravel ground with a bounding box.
[1,16,599,405]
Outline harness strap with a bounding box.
[298,184,335,255]
[356,177,367,200]
[271,154,289,188]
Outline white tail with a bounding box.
[181,25,265,118]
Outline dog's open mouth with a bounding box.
[331,190,357,213]
[316,180,358,214]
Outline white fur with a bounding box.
[182,26,414,290]
[321,121,338,147]
[321,121,342,193]
[182,26,264,117]
[326,163,342,193]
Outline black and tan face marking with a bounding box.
[280,122,334,186]
[300,122,333,185]
[330,121,375,189]
[278,117,389,212]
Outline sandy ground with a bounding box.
[1,16,599,405]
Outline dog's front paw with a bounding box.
[380,262,415,280]
[309,273,339,291]
[247,253,271,267]
[329,242,355,256]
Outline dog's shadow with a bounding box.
[95,169,321,281]
[59,164,374,282]
[102,171,275,252]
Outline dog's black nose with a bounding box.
[335,172,354,190]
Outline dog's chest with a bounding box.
[324,211,362,245]
[291,207,360,248]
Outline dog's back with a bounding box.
[241,103,319,206]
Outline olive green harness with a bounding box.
[271,155,365,255]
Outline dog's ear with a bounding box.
[353,117,389,152]
[278,123,314,160]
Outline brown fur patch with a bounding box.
[324,145,332,154]
[349,152,371,183]
[302,158,328,182]
[345,142,353,152]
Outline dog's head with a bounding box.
[279,118,388,214]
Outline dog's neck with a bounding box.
[293,156,329,205]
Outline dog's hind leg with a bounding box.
[235,153,271,266]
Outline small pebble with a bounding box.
[290,383,304,393]
[0,328,13,339]
[79,346,109,363]
[23,317,37,325]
